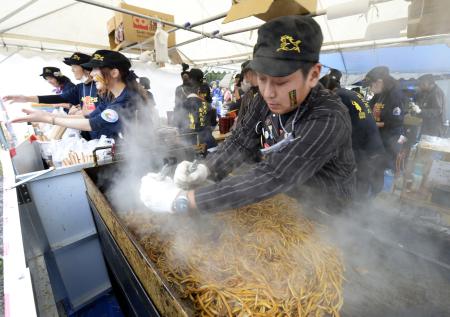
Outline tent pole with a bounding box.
[0,0,39,25]
[0,3,78,34]
[2,33,108,50]
[0,44,76,55]
[176,49,194,64]
[121,12,227,52]
[217,10,327,37]
[192,52,252,63]
[321,34,450,53]
[220,25,261,37]
[74,0,183,29]
[166,10,328,57]
[74,0,252,48]
[195,57,249,68]
[170,12,228,32]
[0,48,22,65]
[0,43,141,62]
[168,36,204,50]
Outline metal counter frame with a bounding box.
[82,168,194,317]
[88,195,160,316]
[8,140,112,314]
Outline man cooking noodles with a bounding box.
[140,15,355,214]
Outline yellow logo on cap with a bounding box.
[73,54,80,60]
[93,54,104,61]
[277,35,301,54]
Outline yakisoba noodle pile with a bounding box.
[122,194,344,316]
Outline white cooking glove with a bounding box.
[174,161,209,188]
[412,104,421,114]
[139,173,180,213]
[397,135,407,144]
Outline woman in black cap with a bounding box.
[4,52,99,123]
[40,66,75,95]
[11,50,150,140]
[62,52,99,116]
[33,67,75,112]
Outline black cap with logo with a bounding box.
[81,50,131,70]
[40,67,62,78]
[63,52,92,68]
[250,15,323,77]
[329,68,342,82]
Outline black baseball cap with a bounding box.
[329,68,342,82]
[63,52,92,68]
[81,50,131,70]
[139,77,150,90]
[417,74,434,84]
[364,66,390,85]
[40,67,62,78]
[241,60,252,73]
[250,15,323,77]
[189,68,204,83]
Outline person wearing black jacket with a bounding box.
[139,77,156,108]
[321,69,385,198]
[412,74,446,137]
[365,66,407,172]
[235,60,259,127]
[3,53,99,117]
[140,15,355,215]
[174,68,207,130]
[178,82,217,149]
[173,63,191,124]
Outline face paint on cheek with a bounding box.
[94,74,105,84]
[289,90,297,108]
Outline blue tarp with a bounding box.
[320,43,450,74]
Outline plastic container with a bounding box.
[37,139,61,160]
[383,171,394,192]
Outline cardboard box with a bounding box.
[427,160,450,188]
[401,136,450,216]
[407,0,450,38]
[107,2,176,52]
[223,0,317,24]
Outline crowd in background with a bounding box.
[1,47,447,204]
[172,60,447,200]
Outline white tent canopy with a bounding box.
[1,0,441,66]
[1,0,450,123]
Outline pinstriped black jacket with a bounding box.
[195,84,356,213]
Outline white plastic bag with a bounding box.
[155,23,169,63]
